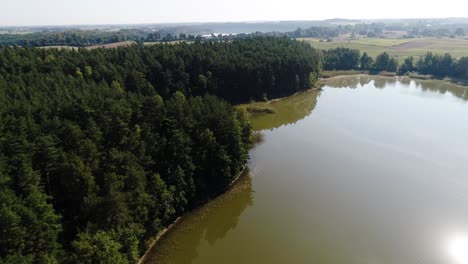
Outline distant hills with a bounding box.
[3,18,468,36]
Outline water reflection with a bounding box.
[252,75,467,132]
[318,74,373,89]
[407,77,468,101]
[146,75,468,264]
[320,74,468,102]
[249,89,321,131]
[143,170,253,264]
[373,77,397,89]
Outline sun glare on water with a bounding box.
[447,234,468,264]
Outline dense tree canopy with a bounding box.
[318,46,468,81]
[372,52,398,72]
[400,52,468,79]
[0,37,321,263]
[398,56,415,75]
[323,47,360,71]
[360,52,374,70]
[0,29,198,47]
[416,52,454,77]
[0,29,147,47]
[322,48,398,72]
[320,47,468,80]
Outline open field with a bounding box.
[40,41,135,50]
[144,40,193,45]
[86,41,135,49]
[0,31,33,34]
[300,37,468,61]
[39,45,78,50]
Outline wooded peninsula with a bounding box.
[0,37,321,263]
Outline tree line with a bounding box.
[2,20,468,48]
[322,47,468,79]
[0,37,321,263]
[0,24,383,47]
[290,23,385,39]
[322,47,398,72]
[0,29,207,47]
[0,29,289,48]
[401,52,468,79]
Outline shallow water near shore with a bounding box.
[144,75,468,264]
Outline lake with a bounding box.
[143,75,468,264]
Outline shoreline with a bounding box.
[138,72,468,264]
[320,70,468,88]
[137,217,182,264]
[138,165,248,264]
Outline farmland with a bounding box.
[301,37,468,61]
[40,41,136,50]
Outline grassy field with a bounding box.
[0,31,33,34]
[300,37,468,61]
[144,41,192,45]
[41,41,135,50]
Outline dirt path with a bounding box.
[392,40,432,50]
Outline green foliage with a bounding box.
[320,45,468,80]
[322,48,398,73]
[360,52,374,70]
[411,52,468,79]
[0,37,320,263]
[398,56,415,75]
[0,29,148,47]
[416,52,455,78]
[372,52,398,72]
[454,57,468,79]
[323,47,360,70]
[71,231,128,264]
[291,26,344,38]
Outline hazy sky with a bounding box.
[2,0,468,26]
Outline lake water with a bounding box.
[143,75,468,264]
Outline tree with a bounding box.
[454,57,468,79]
[0,167,62,263]
[398,56,415,75]
[373,52,398,72]
[71,231,127,264]
[0,37,320,262]
[455,28,465,36]
[416,52,454,78]
[323,47,360,70]
[360,52,373,70]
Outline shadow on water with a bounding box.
[143,169,254,264]
[249,89,321,131]
[144,74,468,264]
[319,74,373,89]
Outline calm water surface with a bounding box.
[144,75,468,264]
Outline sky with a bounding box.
[2,0,468,26]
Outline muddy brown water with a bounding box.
[144,75,468,264]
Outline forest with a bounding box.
[0,29,207,47]
[0,37,321,263]
[322,47,398,72]
[0,29,148,47]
